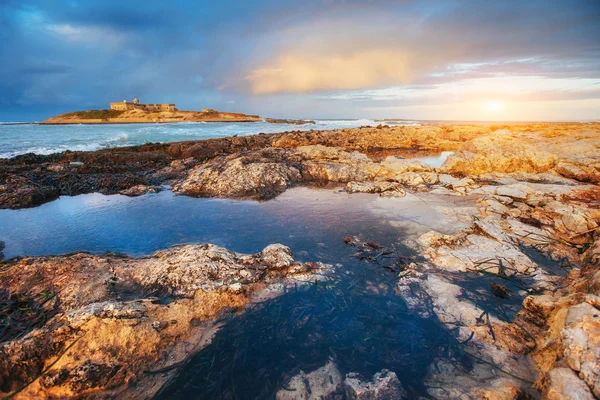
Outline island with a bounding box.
[41,98,314,125]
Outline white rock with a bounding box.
[546,368,595,400]
[344,369,407,400]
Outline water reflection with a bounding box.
[1,188,470,398]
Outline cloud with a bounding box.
[239,0,600,95]
[247,49,417,94]
[0,0,599,121]
[45,23,127,45]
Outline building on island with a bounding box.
[110,98,177,112]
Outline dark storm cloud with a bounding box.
[0,0,599,120]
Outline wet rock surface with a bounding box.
[0,244,326,398]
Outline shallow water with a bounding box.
[0,119,418,159]
[414,150,454,168]
[2,188,399,259]
[0,188,470,398]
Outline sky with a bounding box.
[0,0,599,121]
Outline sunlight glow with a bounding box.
[482,101,505,113]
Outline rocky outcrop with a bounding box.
[442,125,600,181]
[0,244,327,399]
[174,149,302,199]
[395,170,600,398]
[442,134,558,175]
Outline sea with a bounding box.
[0,119,420,159]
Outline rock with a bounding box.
[301,161,381,183]
[438,174,474,190]
[544,201,597,235]
[380,157,433,175]
[276,373,309,400]
[545,368,595,400]
[420,172,439,184]
[393,172,424,187]
[585,294,600,308]
[561,303,600,397]
[119,184,161,196]
[175,151,302,200]
[41,361,120,392]
[346,181,405,197]
[304,361,343,399]
[555,162,600,184]
[442,135,558,176]
[492,195,514,205]
[482,198,510,215]
[276,360,342,400]
[260,243,296,269]
[522,295,556,322]
[228,283,243,293]
[152,320,169,331]
[344,369,407,400]
[490,283,510,298]
[296,145,370,162]
[496,184,531,200]
[589,271,600,295]
[0,243,328,398]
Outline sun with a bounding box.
[482,101,505,113]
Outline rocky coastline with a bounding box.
[1,122,599,398]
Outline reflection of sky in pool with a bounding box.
[1,187,407,260]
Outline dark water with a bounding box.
[1,188,469,398]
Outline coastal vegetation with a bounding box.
[61,109,126,119]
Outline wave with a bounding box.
[315,119,376,126]
[0,143,107,159]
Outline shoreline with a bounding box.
[1,122,599,398]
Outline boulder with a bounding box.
[175,155,302,200]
